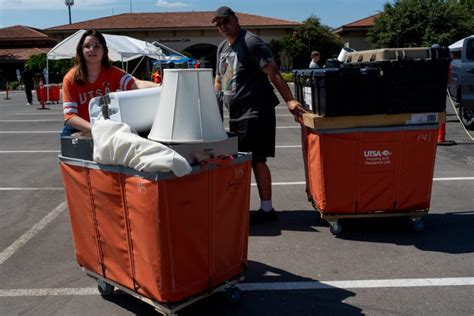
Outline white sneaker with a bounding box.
[27,102,32,105]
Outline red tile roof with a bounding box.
[0,25,52,40]
[0,47,50,61]
[46,11,300,31]
[342,13,381,28]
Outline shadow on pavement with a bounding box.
[249,210,323,237]
[249,209,474,254]
[101,260,362,316]
[334,211,474,254]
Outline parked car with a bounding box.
[448,35,474,129]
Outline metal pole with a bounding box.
[129,0,132,13]
[68,5,72,24]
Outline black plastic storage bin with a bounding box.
[373,58,450,114]
[293,66,380,117]
[60,136,94,161]
[351,46,451,114]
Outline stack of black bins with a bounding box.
[294,66,380,117]
[294,46,451,117]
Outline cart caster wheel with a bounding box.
[97,279,114,296]
[329,222,342,235]
[412,219,424,232]
[225,286,241,304]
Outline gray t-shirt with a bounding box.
[216,29,279,121]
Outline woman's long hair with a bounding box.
[73,30,111,86]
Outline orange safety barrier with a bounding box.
[304,126,438,214]
[60,156,251,303]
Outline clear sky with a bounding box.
[0,0,393,30]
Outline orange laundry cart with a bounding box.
[36,85,46,104]
[49,84,60,103]
[302,123,439,235]
[36,84,60,105]
[59,154,251,314]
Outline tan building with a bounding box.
[45,11,300,69]
[0,25,56,87]
[333,13,381,51]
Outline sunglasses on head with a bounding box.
[82,43,103,50]
[215,17,232,27]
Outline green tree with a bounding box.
[26,53,75,83]
[368,0,474,48]
[268,15,343,69]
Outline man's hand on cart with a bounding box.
[287,100,306,117]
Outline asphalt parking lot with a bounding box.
[0,88,473,315]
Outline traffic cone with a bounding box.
[437,122,456,146]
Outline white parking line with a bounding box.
[0,150,60,153]
[0,177,472,191]
[16,112,62,115]
[433,177,474,181]
[276,145,302,148]
[0,119,62,122]
[0,131,59,133]
[0,201,67,265]
[249,177,474,186]
[1,277,473,297]
[252,182,306,186]
[239,277,474,291]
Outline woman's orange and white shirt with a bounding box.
[62,65,135,121]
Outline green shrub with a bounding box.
[281,72,294,82]
[9,81,20,90]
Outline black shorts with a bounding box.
[229,113,276,163]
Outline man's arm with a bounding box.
[214,74,222,92]
[262,60,304,116]
[214,74,224,119]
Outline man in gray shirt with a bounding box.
[213,6,304,224]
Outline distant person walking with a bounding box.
[213,6,304,225]
[20,64,34,105]
[309,51,320,68]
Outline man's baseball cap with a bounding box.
[212,6,236,23]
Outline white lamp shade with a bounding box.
[89,87,161,133]
[148,69,227,143]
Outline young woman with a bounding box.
[61,29,157,136]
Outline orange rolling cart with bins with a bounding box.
[59,153,251,315]
[299,114,441,235]
[295,46,449,235]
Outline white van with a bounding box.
[448,35,474,129]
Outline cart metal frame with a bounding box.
[308,195,428,235]
[84,268,243,316]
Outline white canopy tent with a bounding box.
[46,29,183,84]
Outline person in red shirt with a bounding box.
[61,29,157,136]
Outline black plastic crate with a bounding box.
[370,58,450,114]
[60,136,93,161]
[293,66,380,117]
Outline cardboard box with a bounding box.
[301,112,444,130]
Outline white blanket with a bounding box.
[92,119,192,177]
